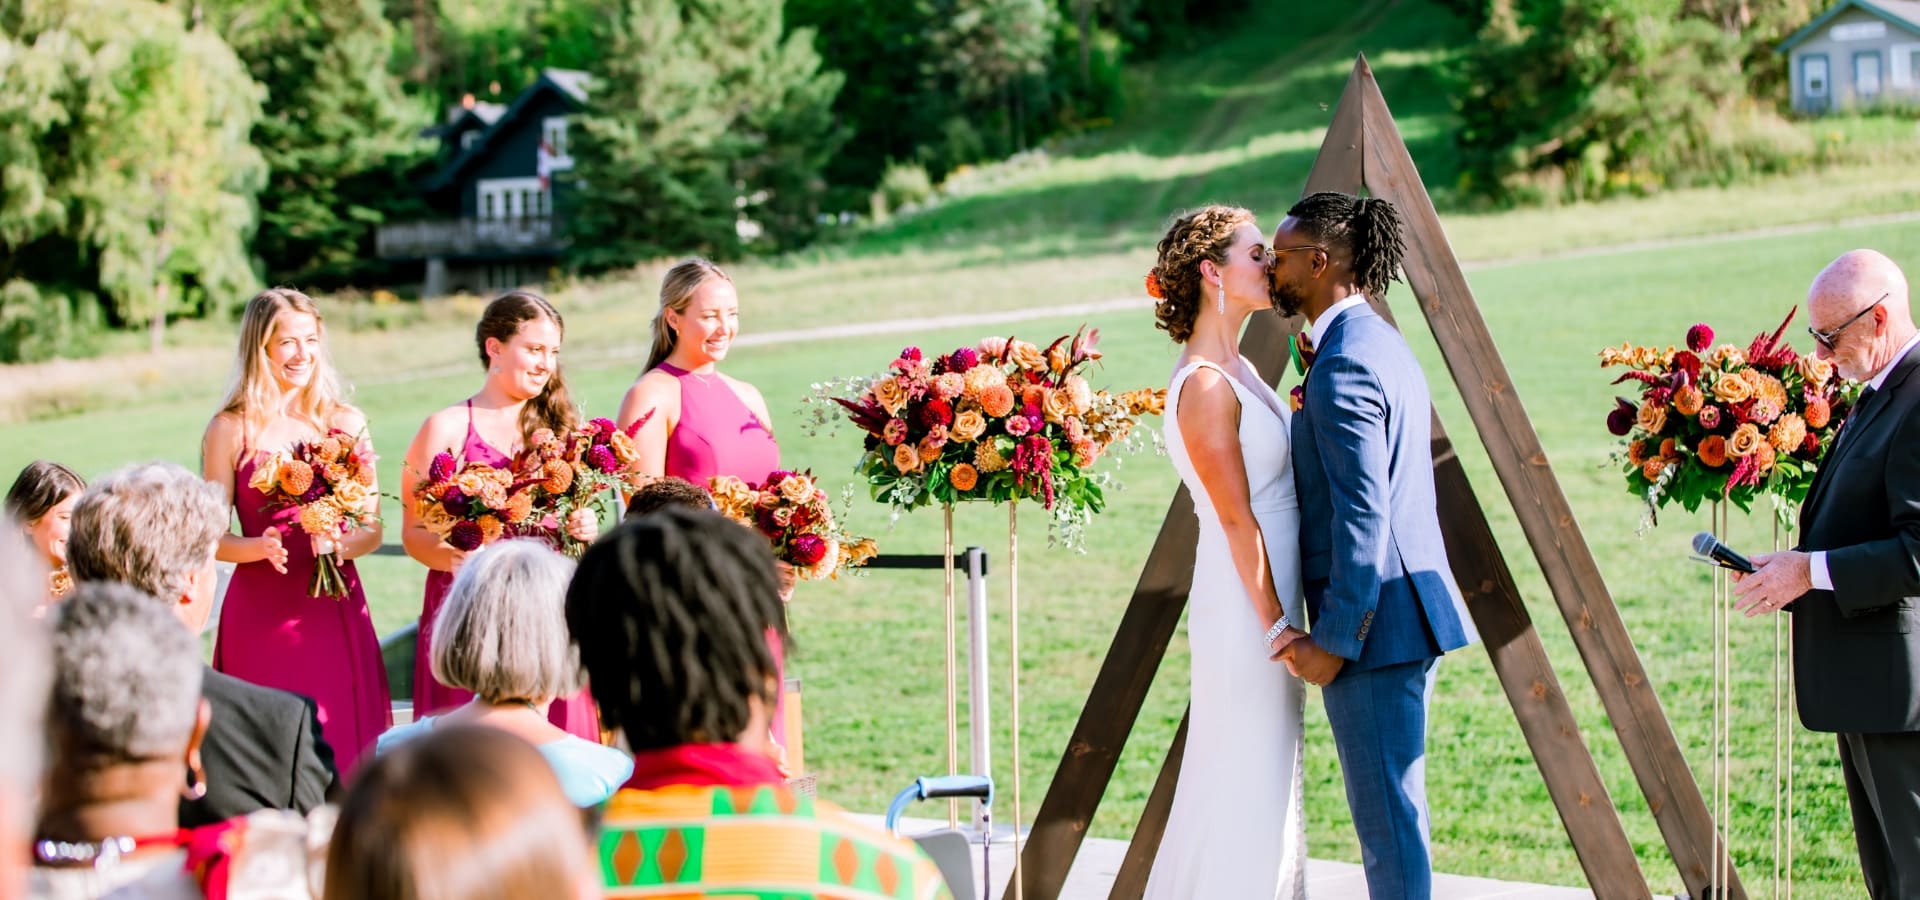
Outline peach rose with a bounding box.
[1798,357,1834,391]
[1754,440,1777,473]
[1065,375,1093,414]
[949,463,979,492]
[874,378,909,415]
[249,453,284,493]
[1637,401,1667,434]
[333,479,370,511]
[1673,385,1704,417]
[1043,387,1075,424]
[1009,340,1045,372]
[1697,435,1729,468]
[1804,396,1832,429]
[1710,371,1752,404]
[951,409,987,443]
[1768,413,1807,454]
[1710,344,1746,370]
[892,443,921,474]
[779,473,816,504]
[1728,423,1764,457]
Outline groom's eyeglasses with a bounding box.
[1267,245,1325,266]
[1808,292,1888,351]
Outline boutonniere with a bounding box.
[1287,332,1316,411]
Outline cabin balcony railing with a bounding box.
[376,215,568,259]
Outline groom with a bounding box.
[1267,191,1478,899]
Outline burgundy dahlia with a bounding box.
[765,470,792,487]
[589,417,619,441]
[900,346,923,363]
[1800,432,1820,457]
[789,533,828,566]
[1606,398,1636,436]
[449,520,485,551]
[950,347,979,370]
[1670,350,1702,381]
[1687,324,1714,353]
[916,398,954,430]
[441,487,473,518]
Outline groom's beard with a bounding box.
[1269,276,1307,318]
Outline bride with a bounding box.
[1143,205,1309,899]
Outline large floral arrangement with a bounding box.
[250,429,381,598]
[526,414,651,557]
[1600,308,1859,525]
[413,453,542,553]
[710,470,878,580]
[820,326,1165,546]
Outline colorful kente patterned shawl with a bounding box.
[598,782,952,899]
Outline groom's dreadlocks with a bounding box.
[1286,192,1407,301]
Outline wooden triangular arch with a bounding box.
[1017,56,1743,900]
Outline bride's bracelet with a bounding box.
[1263,615,1292,649]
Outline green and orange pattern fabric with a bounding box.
[598,784,952,899]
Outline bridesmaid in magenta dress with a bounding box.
[401,291,601,739]
[616,259,788,749]
[203,288,391,766]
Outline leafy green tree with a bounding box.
[0,0,265,359]
[197,0,421,287]
[566,0,842,266]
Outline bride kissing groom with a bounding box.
[1144,192,1478,899]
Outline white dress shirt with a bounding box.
[1809,329,1920,590]
[1307,294,1372,344]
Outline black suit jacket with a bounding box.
[179,666,340,828]
[1793,342,1920,734]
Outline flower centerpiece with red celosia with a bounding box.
[823,326,1166,546]
[250,430,381,598]
[709,470,878,580]
[1600,308,1861,526]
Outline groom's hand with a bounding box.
[1279,637,1346,686]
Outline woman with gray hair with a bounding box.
[377,539,631,807]
[31,583,324,899]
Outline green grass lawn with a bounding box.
[13,215,1920,896]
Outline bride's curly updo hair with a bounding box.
[1152,205,1253,343]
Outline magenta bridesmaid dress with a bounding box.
[655,362,787,742]
[214,452,393,767]
[413,401,601,741]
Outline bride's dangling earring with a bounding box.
[1217,282,1226,316]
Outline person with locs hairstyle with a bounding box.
[400,290,601,738]
[1268,191,1478,900]
[202,287,391,765]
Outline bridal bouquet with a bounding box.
[525,414,651,557]
[250,430,381,598]
[818,326,1165,546]
[413,453,541,553]
[709,470,878,580]
[1599,308,1860,526]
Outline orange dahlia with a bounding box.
[980,384,1017,418]
[1673,385,1704,417]
[949,463,979,491]
[1698,435,1729,468]
[1804,396,1832,429]
[278,460,315,496]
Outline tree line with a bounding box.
[0,0,1250,362]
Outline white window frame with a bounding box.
[1856,50,1885,101]
[476,177,548,221]
[1804,54,1831,99]
[541,117,573,171]
[1892,43,1920,88]
[1832,21,1889,42]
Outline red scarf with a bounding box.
[623,743,784,791]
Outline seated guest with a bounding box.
[377,539,631,807]
[65,462,338,827]
[6,461,85,604]
[327,725,599,900]
[623,475,712,521]
[1,530,50,898]
[567,509,949,899]
[33,583,324,899]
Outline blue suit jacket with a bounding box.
[1291,306,1478,672]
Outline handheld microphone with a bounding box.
[1691,531,1756,574]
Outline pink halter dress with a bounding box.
[412,401,601,741]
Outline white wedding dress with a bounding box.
[1144,357,1308,900]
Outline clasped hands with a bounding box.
[1729,550,1813,617]
[1267,625,1344,686]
